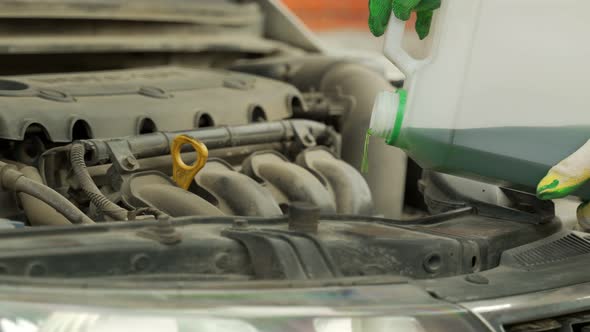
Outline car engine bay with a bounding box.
[0,64,570,283]
[0,0,581,291]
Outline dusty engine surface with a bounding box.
[0,66,373,223]
[0,206,561,280]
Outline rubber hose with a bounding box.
[19,166,72,226]
[70,143,129,221]
[13,176,94,224]
[0,163,94,225]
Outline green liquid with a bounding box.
[396,126,590,199]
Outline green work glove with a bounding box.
[368,0,441,39]
[537,139,590,230]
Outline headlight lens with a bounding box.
[0,309,488,332]
[314,317,426,332]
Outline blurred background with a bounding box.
[282,0,384,53]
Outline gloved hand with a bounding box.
[368,0,441,39]
[537,140,590,229]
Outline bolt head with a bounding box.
[124,156,138,168]
[131,254,151,272]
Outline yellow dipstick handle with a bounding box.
[171,135,208,190]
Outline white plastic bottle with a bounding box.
[370,0,590,199]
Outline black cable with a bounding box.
[70,143,129,221]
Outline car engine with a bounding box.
[0,65,371,222]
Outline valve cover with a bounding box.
[0,66,302,142]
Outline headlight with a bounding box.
[314,317,425,332]
[0,307,489,332]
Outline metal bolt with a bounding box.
[131,254,151,272]
[124,156,138,168]
[156,216,181,245]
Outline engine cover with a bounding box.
[0,66,302,142]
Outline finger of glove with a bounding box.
[392,0,421,20]
[415,10,434,40]
[414,0,441,12]
[577,201,590,231]
[537,139,590,200]
[368,0,393,36]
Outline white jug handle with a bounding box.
[382,15,427,75]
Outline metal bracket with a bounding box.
[103,139,142,192]
[105,139,141,174]
[291,120,317,148]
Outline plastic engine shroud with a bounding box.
[0,66,302,142]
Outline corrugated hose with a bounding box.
[70,142,129,221]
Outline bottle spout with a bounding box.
[369,89,407,146]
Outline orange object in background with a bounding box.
[282,0,369,31]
